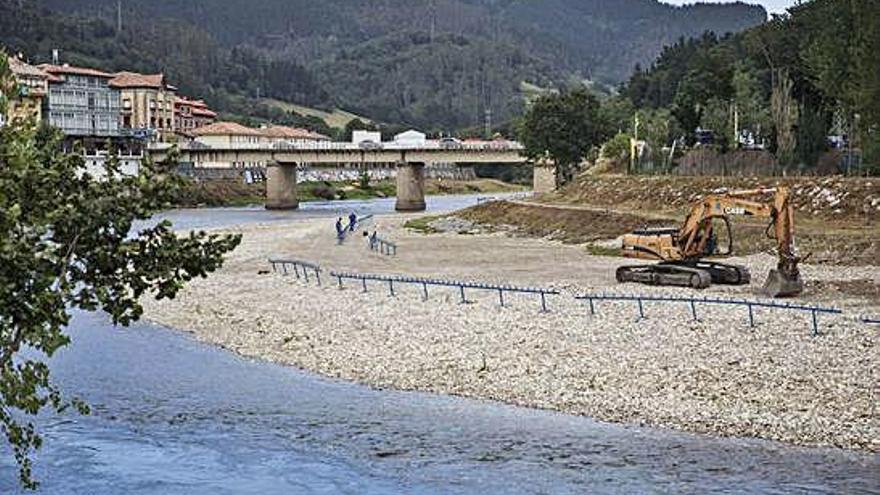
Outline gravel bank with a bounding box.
[141,215,880,452]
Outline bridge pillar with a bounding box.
[395,161,426,211]
[532,159,557,194]
[265,162,299,210]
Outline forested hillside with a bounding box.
[0,0,330,108]
[611,0,880,173]
[18,0,765,130]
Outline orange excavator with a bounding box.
[616,186,804,297]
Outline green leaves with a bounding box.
[0,52,241,488]
[519,87,610,187]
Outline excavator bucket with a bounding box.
[762,269,804,298]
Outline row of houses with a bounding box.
[4,56,217,143]
[3,54,337,172]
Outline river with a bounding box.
[1,194,878,494]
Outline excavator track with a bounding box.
[692,261,751,285]
[615,261,750,290]
[616,264,712,289]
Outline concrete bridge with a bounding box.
[149,142,554,211]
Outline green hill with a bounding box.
[5,0,767,130]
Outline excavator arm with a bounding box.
[677,188,795,259]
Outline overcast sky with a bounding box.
[664,0,799,15]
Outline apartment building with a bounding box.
[174,96,217,137]
[110,72,177,142]
[38,63,122,137]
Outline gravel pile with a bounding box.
[141,216,880,452]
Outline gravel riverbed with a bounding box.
[141,215,880,452]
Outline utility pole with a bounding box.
[630,113,640,175]
[733,102,739,150]
[117,0,123,36]
[484,108,492,139]
[429,0,436,43]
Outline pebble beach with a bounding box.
[141,214,880,452]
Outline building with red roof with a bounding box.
[110,71,177,142]
[188,122,331,168]
[174,96,218,137]
[38,63,122,137]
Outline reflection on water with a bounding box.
[1,198,877,494]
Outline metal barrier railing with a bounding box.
[329,271,560,312]
[268,258,322,286]
[574,293,842,336]
[369,236,397,256]
[266,261,870,335]
[352,214,374,231]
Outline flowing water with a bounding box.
[1,195,877,494]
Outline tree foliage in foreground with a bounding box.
[519,88,609,187]
[0,53,241,489]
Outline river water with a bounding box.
[1,195,878,494]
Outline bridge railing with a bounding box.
[574,292,842,336]
[173,141,525,153]
[329,271,559,312]
[268,258,322,286]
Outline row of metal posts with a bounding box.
[268,259,322,286]
[269,260,873,335]
[369,237,397,256]
[574,293,843,336]
[329,271,559,312]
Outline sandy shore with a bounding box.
[141,213,880,452]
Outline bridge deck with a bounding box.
[149,142,530,165]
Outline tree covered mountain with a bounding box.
[0,0,329,105]
[6,0,767,130]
